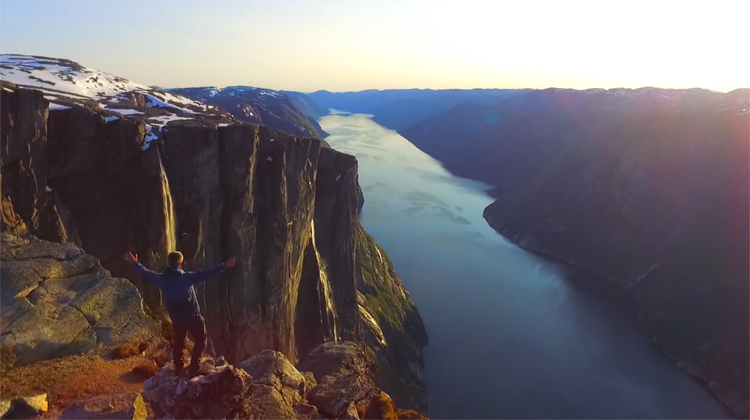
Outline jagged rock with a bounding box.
[246,384,300,419]
[140,347,425,420]
[143,357,253,419]
[59,393,147,420]
[298,342,380,419]
[342,402,360,420]
[13,394,48,415]
[294,403,322,420]
[239,349,310,404]
[297,342,376,385]
[0,233,160,369]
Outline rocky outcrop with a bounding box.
[0,233,161,371]
[141,342,422,420]
[0,85,429,414]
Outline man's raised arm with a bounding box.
[124,251,162,285]
[185,257,237,285]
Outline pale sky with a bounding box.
[1,0,748,92]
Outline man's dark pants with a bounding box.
[172,314,207,374]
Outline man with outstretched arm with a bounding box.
[124,250,236,378]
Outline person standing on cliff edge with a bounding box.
[124,250,236,378]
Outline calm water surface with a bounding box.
[320,111,731,419]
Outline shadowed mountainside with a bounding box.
[401,86,750,417]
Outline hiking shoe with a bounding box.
[187,363,200,378]
[174,360,187,377]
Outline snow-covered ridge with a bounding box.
[165,85,285,101]
[0,54,238,150]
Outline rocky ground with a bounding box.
[1,352,156,419]
[1,342,427,420]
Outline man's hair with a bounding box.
[167,251,184,269]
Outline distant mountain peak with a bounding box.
[168,85,326,139]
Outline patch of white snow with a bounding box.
[104,107,144,116]
[141,124,159,151]
[49,103,71,111]
[104,116,119,122]
[145,94,197,114]
[149,114,192,124]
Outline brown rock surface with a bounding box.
[58,393,147,420]
[142,344,424,420]
[0,233,160,369]
[143,357,254,419]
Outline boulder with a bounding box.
[0,233,160,369]
[298,342,380,419]
[143,356,253,419]
[293,403,322,420]
[246,384,299,419]
[239,349,310,405]
[58,393,147,420]
[140,346,426,420]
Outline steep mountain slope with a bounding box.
[1,78,429,412]
[307,88,531,131]
[402,87,750,417]
[280,90,330,121]
[280,90,330,138]
[168,86,328,140]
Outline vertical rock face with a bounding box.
[0,86,429,414]
[0,86,70,243]
[0,233,161,370]
[45,106,174,315]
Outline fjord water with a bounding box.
[320,112,732,419]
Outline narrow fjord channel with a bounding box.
[320,111,732,419]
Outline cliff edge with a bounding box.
[0,83,430,415]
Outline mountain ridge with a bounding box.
[168,85,329,140]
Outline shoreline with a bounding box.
[494,229,741,419]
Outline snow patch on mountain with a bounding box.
[1,54,240,151]
[49,103,71,111]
